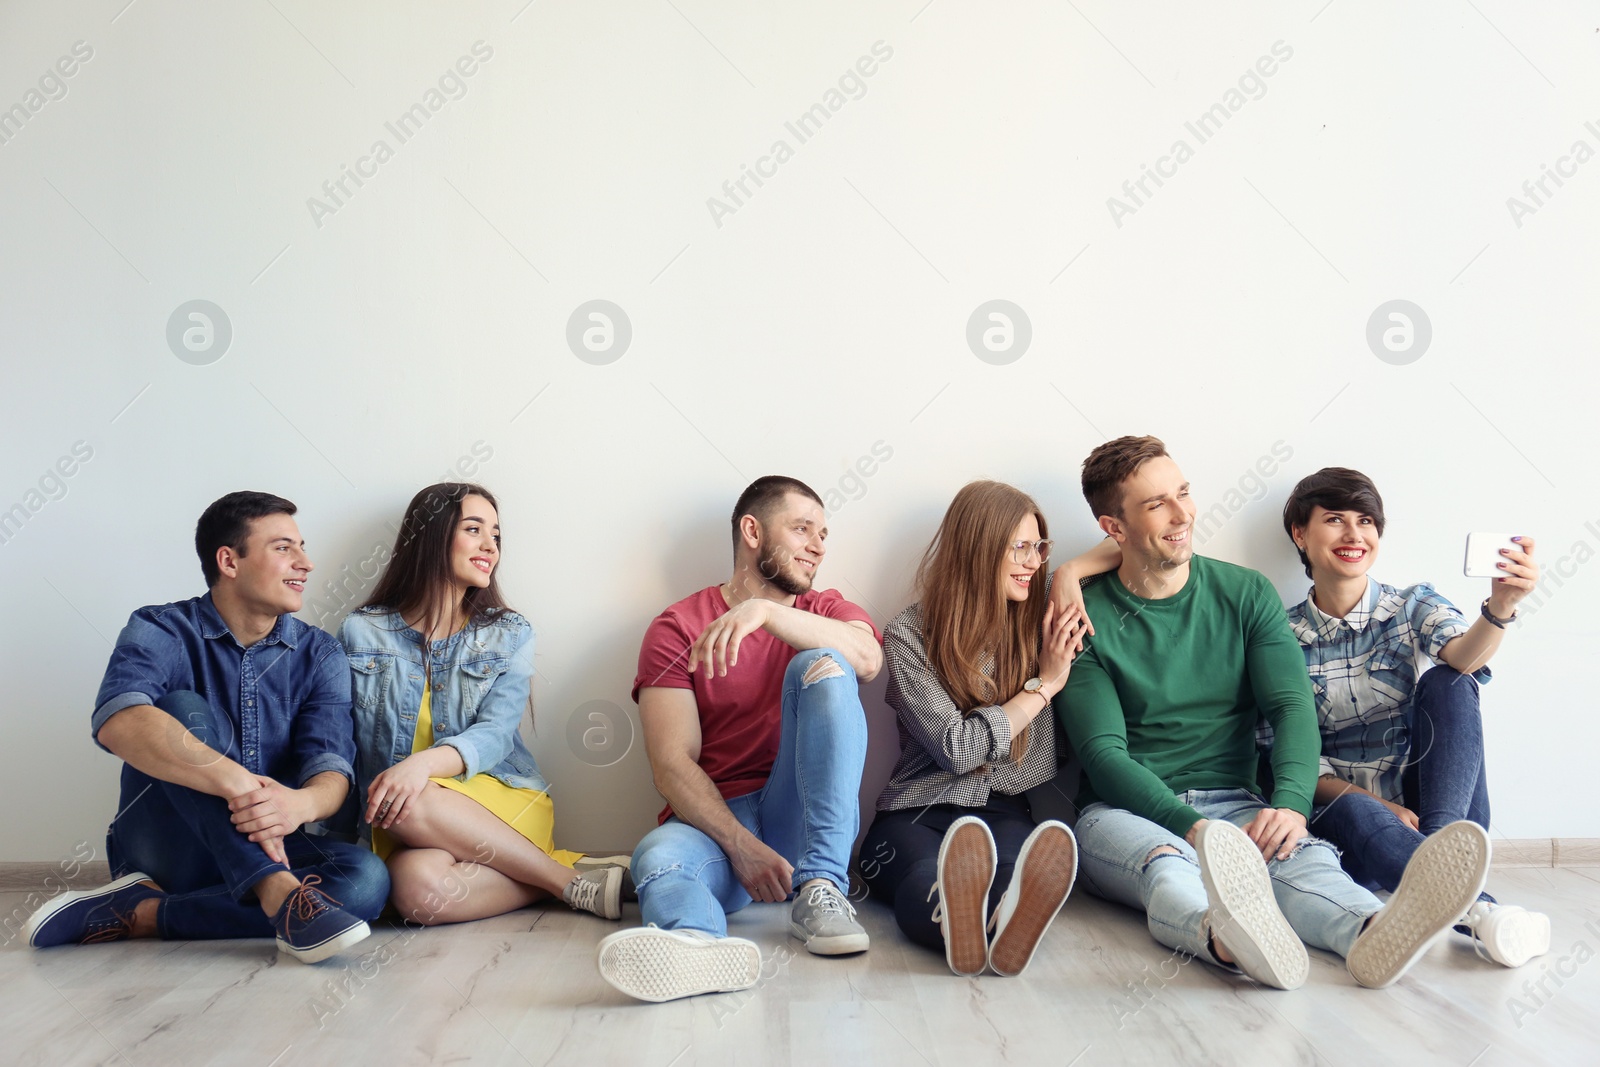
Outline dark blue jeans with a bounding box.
[1311,666,1491,893]
[105,691,389,940]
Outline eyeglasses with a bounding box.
[1008,539,1053,564]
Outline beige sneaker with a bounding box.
[563,866,623,920]
[931,816,997,977]
[988,820,1078,977]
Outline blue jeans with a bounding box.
[1311,666,1491,894]
[632,648,867,936]
[106,691,389,940]
[1076,788,1380,964]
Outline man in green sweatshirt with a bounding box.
[1054,436,1492,991]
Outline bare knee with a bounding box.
[381,783,446,846]
[388,850,468,925]
[801,654,846,687]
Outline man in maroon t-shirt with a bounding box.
[596,476,883,1004]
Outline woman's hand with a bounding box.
[1039,600,1090,693]
[1381,799,1421,831]
[1488,535,1538,618]
[366,755,434,830]
[1047,567,1095,654]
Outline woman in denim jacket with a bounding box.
[338,483,625,923]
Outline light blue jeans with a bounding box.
[632,648,868,936]
[1076,788,1381,965]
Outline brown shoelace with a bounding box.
[81,910,136,944]
[282,874,345,923]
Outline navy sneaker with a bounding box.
[23,872,163,948]
[271,875,370,964]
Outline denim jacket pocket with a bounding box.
[456,656,508,721]
[349,655,394,712]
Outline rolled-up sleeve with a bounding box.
[290,638,357,787]
[91,613,174,751]
[884,616,1012,775]
[439,620,534,781]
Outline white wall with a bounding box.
[3,0,1596,865]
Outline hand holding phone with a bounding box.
[1464,533,1518,579]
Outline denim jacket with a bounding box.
[337,607,546,821]
[93,593,355,788]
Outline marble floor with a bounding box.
[5,867,1599,1067]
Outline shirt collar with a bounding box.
[1301,577,1379,636]
[198,592,298,649]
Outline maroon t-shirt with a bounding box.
[633,585,880,823]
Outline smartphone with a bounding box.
[1464,533,1517,578]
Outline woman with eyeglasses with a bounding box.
[858,481,1116,976]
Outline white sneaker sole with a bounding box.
[277,920,371,965]
[988,821,1077,977]
[597,928,761,1003]
[1197,821,1308,990]
[936,817,997,977]
[1347,820,1491,989]
[22,872,153,948]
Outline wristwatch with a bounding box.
[1023,677,1050,708]
[1480,598,1517,629]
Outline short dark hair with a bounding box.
[1282,467,1387,577]
[195,491,298,587]
[1081,435,1170,521]
[730,476,824,554]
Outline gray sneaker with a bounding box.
[789,881,869,956]
[564,866,623,920]
[574,855,636,903]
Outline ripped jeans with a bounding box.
[632,648,868,937]
[1075,789,1380,964]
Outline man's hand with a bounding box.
[366,755,435,830]
[727,832,794,903]
[688,599,771,677]
[229,776,308,865]
[1243,807,1309,861]
[1183,818,1209,848]
[1382,799,1421,831]
[1488,535,1538,618]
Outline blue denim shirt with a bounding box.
[92,594,356,788]
[337,607,546,812]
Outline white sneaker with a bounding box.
[930,816,997,977]
[1347,820,1491,989]
[1196,820,1308,990]
[1463,901,1551,968]
[987,820,1078,977]
[596,926,761,1003]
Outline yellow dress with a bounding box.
[371,687,582,868]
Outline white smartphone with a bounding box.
[1464,532,1517,578]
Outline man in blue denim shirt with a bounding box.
[23,492,388,963]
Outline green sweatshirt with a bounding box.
[1054,555,1320,838]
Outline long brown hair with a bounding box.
[362,483,512,639]
[915,481,1048,761]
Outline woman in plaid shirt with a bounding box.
[1280,467,1550,969]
